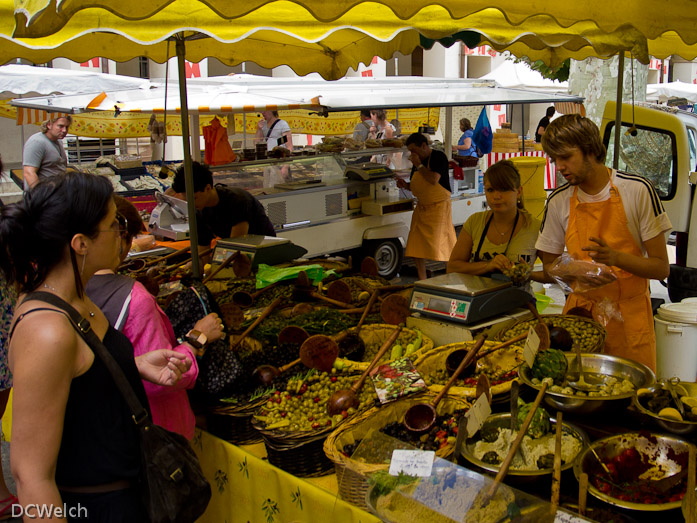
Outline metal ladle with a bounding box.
[327,326,402,416]
[403,336,487,434]
[566,341,603,392]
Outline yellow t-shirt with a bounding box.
[464,209,540,265]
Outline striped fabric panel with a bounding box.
[483,151,558,190]
[16,108,69,126]
[554,102,586,117]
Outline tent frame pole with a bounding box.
[176,35,202,279]
[613,52,625,170]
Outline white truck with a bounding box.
[599,101,697,301]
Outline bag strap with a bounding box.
[265,118,281,139]
[23,291,151,426]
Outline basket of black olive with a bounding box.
[251,368,379,477]
[497,314,606,353]
[323,393,469,510]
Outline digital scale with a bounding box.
[213,235,308,269]
[409,273,533,325]
[344,162,394,181]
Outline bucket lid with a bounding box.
[657,302,697,324]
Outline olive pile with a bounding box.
[424,368,518,388]
[501,316,604,352]
[502,261,532,286]
[341,414,462,456]
[214,279,295,309]
[251,308,356,344]
[342,275,389,303]
[253,369,377,432]
[361,329,422,363]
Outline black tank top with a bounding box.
[55,326,149,486]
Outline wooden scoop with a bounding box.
[404,336,487,434]
[253,336,338,387]
[360,257,379,276]
[293,271,353,308]
[327,326,402,416]
[230,297,282,351]
[380,293,410,325]
[118,257,147,273]
[327,280,353,305]
[232,282,280,308]
[202,251,237,284]
[485,381,549,499]
[551,411,563,514]
[142,245,191,269]
[527,301,551,347]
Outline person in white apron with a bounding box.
[536,115,671,371]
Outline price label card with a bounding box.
[466,393,492,438]
[523,325,540,367]
[388,450,435,477]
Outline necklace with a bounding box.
[491,218,513,236]
[42,283,95,318]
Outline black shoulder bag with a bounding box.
[24,291,211,523]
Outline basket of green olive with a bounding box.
[414,340,524,399]
[497,314,606,353]
[252,367,379,477]
[346,324,434,371]
[323,393,469,510]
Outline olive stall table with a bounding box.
[193,429,380,523]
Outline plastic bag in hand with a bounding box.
[547,253,617,294]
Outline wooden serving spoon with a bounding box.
[230,297,283,351]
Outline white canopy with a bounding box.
[480,60,568,92]
[10,74,582,115]
[646,81,697,104]
[0,63,151,99]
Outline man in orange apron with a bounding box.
[535,115,671,371]
[396,133,457,280]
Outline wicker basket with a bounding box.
[323,393,469,510]
[496,314,607,353]
[413,340,524,399]
[206,398,267,445]
[343,324,434,371]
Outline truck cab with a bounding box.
[600,101,697,300]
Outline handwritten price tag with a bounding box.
[466,393,492,437]
[523,325,540,368]
[389,450,435,477]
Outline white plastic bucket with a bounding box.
[654,315,697,381]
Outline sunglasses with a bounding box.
[100,213,129,236]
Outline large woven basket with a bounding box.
[343,324,434,371]
[206,397,267,445]
[323,393,469,510]
[496,314,606,353]
[413,340,524,399]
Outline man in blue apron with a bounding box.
[536,115,671,371]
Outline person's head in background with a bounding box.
[459,118,473,132]
[261,110,279,123]
[112,195,146,265]
[484,160,524,211]
[40,115,73,142]
[546,106,556,119]
[405,132,432,162]
[359,109,372,122]
[172,161,217,211]
[371,109,388,125]
[0,171,115,297]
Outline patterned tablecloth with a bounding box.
[193,429,380,523]
[483,150,557,190]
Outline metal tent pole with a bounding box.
[613,53,625,170]
[176,35,202,279]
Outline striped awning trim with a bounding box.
[115,103,309,114]
[554,101,586,116]
[16,108,70,125]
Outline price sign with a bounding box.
[466,393,492,437]
[523,325,541,367]
[389,450,435,477]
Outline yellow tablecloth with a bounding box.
[193,429,380,523]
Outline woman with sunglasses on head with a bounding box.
[86,196,224,440]
[447,160,548,291]
[0,172,190,521]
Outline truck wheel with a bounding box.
[363,239,403,280]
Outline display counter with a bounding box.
[193,429,379,523]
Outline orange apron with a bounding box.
[404,170,456,261]
[563,178,656,371]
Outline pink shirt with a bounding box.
[123,283,199,439]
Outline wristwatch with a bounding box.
[184,329,208,350]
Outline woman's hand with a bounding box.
[194,312,224,345]
[137,350,192,386]
[409,152,422,167]
[486,254,513,273]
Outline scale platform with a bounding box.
[213,235,307,269]
[344,162,393,181]
[409,272,532,325]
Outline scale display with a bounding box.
[410,273,531,325]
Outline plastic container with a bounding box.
[654,315,697,381]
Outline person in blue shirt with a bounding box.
[452,118,478,158]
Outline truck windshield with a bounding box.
[604,123,675,199]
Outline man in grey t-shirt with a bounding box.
[352,109,373,142]
[23,115,71,190]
